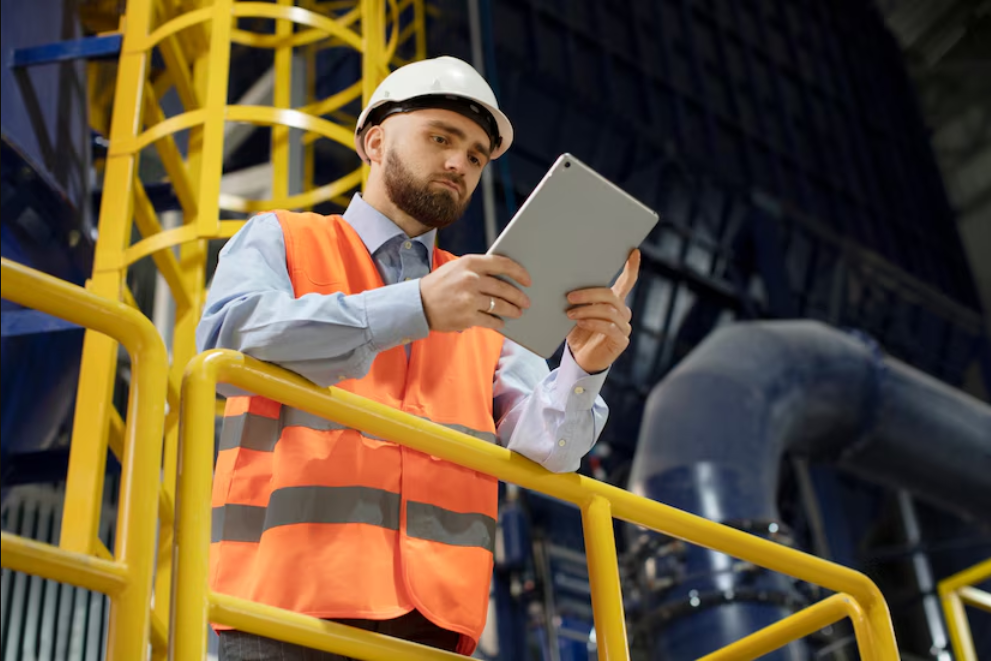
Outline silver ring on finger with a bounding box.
[487,296,496,314]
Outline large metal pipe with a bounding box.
[629,320,991,659]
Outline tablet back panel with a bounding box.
[486,154,659,358]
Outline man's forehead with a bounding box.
[410,109,490,142]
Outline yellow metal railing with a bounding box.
[939,558,991,661]
[0,258,169,661]
[172,350,900,660]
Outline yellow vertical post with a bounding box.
[169,360,219,661]
[360,0,385,187]
[942,592,977,661]
[304,37,317,211]
[151,261,202,660]
[152,497,174,661]
[837,591,879,661]
[195,0,234,236]
[61,0,153,556]
[105,314,169,661]
[272,0,294,203]
[413,0,426,61]
[168,18,218,658]
[153,0,217,648]
[62,290,116,554]
[860,587,898,661]
[581,495,630,661]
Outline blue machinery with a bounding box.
[632,320,991,660]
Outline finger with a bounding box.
[471,311,505,331]
[476,255,533,287]
[567,302,621,318]
[479,275,531,310]
[568,303,629,329]
[567,304,631,335]
[575,319,630,343]
[612,249,641,299]
[568,287,624,306]
[480,293,524,319]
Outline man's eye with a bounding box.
[469,155,481,166]
[432,135,447,144]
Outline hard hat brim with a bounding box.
[355,94,514,162]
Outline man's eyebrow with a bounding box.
[426,119,465,139]
[426,120,491,159]
[474,141,492,160]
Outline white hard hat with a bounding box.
[354,56,514,161]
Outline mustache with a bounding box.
[434,173,465,192]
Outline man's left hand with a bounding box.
[565,249,641,374]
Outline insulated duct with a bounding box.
[629,320,991,659]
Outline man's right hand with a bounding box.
[419,255,532,332]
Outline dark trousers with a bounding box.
[217,609,460,660]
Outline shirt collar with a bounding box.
[341,193,436,263]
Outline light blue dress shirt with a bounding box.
[196,193,609,473]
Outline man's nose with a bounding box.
[444,151,469,173]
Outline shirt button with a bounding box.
[558,439,567,447]
[404,240,413,250]
[574,386,585,395]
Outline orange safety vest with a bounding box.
[210,211,505,654]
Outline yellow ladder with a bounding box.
[48,0,426,657]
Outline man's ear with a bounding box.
[364,126,385,164]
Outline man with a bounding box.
[197,56,639,660]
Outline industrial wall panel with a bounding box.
[0,0,91,215]
[433,0,978,310]
[429,0,985,377]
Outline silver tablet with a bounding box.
[485,154,659,358]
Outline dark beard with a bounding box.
[383,152,471,230]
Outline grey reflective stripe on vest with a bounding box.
[437,423,497,445]
[279,407,386,439]
[211,485,400,544]
[212,503,266,543]
[212,487,495,552]
[406,501,497,552]
[268,484,401,531]
[218,413,280,452]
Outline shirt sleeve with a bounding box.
[196,213,430,388]
[493,340,609,473]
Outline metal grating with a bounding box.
[1,485,115,661]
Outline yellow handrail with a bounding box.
[697,593,870,661]
[172,349,899,660]
[0,258,169,661]
[939,558,991,661]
